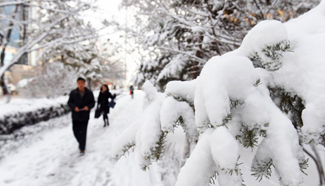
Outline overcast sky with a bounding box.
[82,0,138,86]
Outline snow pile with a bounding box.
[0,96,70,134]
[0,96,69,117]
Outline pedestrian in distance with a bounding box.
[67,77,95,155]
[97,84,116,127]
[129,85,134,99]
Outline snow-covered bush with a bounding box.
[18,62,78,98]
[113,2,325,186]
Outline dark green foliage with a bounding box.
[249,52,263,68]
[236,127,259,148]
[299,158,309,175]
[141,164,150,171]
[254,79,262,87]
[249,40,291,71]
[210,161,245,185]
[230,100,245,109]
[114,142,136,161]
[236,126,268,149]
[321,132,325,147]
[269,87,305,129]
[262,40,291,60]
[150,131,167,161]
[141,131,167,169]
[222,114,232,126]
[252,156,309,182]
[210,171,218,185]
[269,87,325,147]
[251,159,273,181]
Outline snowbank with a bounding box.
[0,96,68,117]
[0,96,70,134]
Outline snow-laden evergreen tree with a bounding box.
[113,2,325,186]
[117,0,319,90]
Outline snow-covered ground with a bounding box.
[0,90,162,186]
[0,90,323,186]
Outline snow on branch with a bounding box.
[0,0,32,7]
[0,14,69,77]
[113,2,325,183]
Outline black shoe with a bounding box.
[80,150,85,155]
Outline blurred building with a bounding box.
[1,1,41,85]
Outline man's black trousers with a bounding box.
[72,120,89,151]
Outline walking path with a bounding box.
[0,91,155,186]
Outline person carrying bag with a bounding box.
[96,84,116,127]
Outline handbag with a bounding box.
[109,100,116,108]
[94,107,101,118]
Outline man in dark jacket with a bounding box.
[68,77,95,154]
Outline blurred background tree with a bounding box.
[117,0,319,90]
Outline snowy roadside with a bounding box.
[0,89,126,157]
[0,96,69,118]
[0,90,162,186]
[0,89,126,135]
[0,96,70,135]
[0,89,123,118]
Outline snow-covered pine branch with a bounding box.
[113,1,325,186]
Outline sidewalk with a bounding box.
[0,91,158,186]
